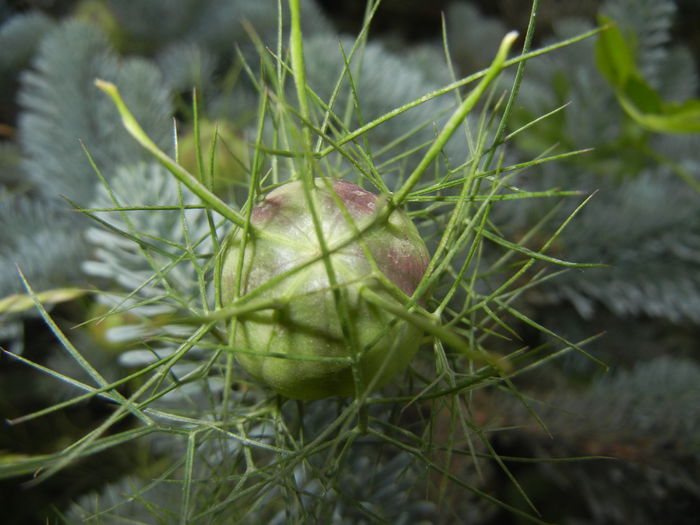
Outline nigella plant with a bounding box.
[1,1,616,522]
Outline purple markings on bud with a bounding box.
[250,194,283,224]
[382,245,430,298]
[329,179,378,216]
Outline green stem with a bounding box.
[95,79,246,228]
[359,287,509,373]
[316,25,605,160]
[288,0,313,160]
[393,31,519,205]
[484,0,538,170]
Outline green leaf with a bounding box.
[620,93,700,134]
[0,287,87,314]
[594,16,636,87]
[595,16,700,133]
[623,75,663,114]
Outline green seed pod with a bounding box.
[178,119,248,194]
[73,1,126,51]
[220,179,430,399]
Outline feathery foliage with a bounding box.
[0,197,87,298]
[497,357,700,524]
[19,20,172,203]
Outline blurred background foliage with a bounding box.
[1,0,700,523]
